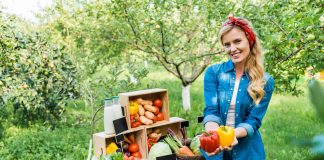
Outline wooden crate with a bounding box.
[93,126,144,159]
[144,117,186,159]
[119,88,170,130]
[121,127,147,159]
[93,117,186,159]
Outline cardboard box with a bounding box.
[120,88,170,130]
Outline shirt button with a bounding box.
[232,77,235,80]
[230,88,233,90]
[241,78,244,80]
[239,89,241,92]
[237,101,240,103]
[228,99,230,102]
[224,112,227,114]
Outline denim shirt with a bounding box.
[202,60,275,160]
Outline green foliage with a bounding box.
[0,14,79,126]
[0,125,89,160]
[110,0,232,86]
[309,80,324,121]
[39,0,149,103]
[307,80,324,159]
[236,0,324,95]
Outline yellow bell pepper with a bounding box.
[216,126,235,147]
[106,142,118,154]
[129,101,139,115]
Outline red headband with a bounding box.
[224,17,256,49]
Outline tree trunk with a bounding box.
[182,84,191,111]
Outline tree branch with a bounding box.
[269,17,288,36]
[160,22,167,54]
[155,54,180,79]
[178,50,223,66]
[187,57,212,84]
[175,62,186,86]
[276,42,308,64]
[123,8,139,45]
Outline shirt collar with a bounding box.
[224,60,235,72]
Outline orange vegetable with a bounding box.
[178,146,194,156]
[216,126,235,147]
[129,133,136,143]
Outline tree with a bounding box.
[38,0,323,112]
[39,0,149,101]
[110,0,236,110]
[112,0,323,111]
[0,13,79,126]
[236,0,323,95]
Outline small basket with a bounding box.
[176,154,205,160]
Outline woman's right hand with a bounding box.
[203,122,221,156]
[204,147,222,156]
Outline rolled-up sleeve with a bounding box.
[237,76,275,137]
[203,66,222,126]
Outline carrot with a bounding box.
[124,136,132,144]
[129,133,135,143]
[178,146,194,156]
[165,128,195,156]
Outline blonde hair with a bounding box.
[218,17,265,104]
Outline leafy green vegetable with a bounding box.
[110,152,123,160]
[149,142,172,160]
[190,135,201,155]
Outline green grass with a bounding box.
[1,68,323,159]
[262,94,323,159]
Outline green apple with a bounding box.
[307,34,315,41]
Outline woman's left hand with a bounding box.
[222,136,238,151]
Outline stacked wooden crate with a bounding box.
[93,88,188,159]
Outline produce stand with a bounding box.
[93,88,204,160]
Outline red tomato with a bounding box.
[156,113,164,121]
[152,116,157,123]
[128,143,139,153]
[131,152,142,159]
[153,106,160,115]
[153,98,163,108]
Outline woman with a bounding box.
[201,16,275,160]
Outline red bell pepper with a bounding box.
[147,138,157,151]
[130,114,141,128]
[199,130,220,153]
